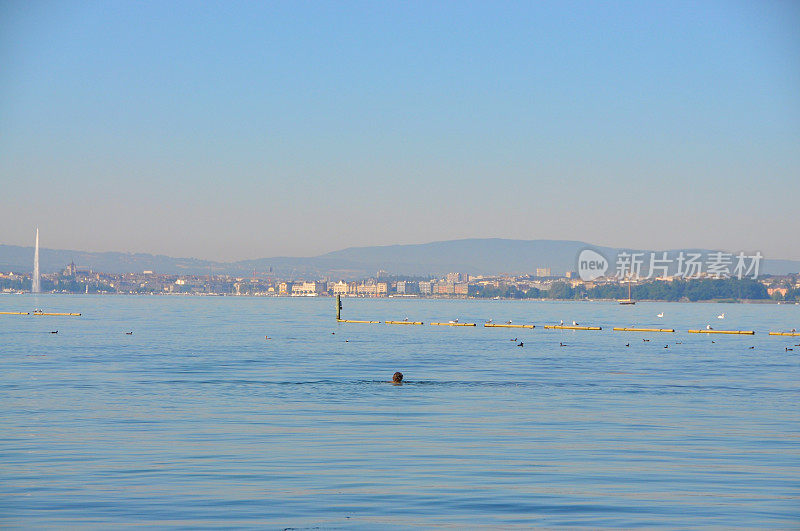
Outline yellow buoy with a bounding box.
[544,325,602,331]
[688,329,754,335]
[613,327,675,333]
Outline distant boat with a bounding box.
[619,279,636,305]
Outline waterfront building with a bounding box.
[418,281,432,295]
[377,282,388,296]
[396,281,420,295]
[291,281,325,295]
[332,281,349,295]
[435,282,455,295]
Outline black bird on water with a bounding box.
[642,339,650,342]
[50,330,58,334]
[664,345,668,349]
[517,342,524,347]
[786,347,794,352]
[125,331,133,335]
[625,343,630,347]
[559,342,566,347]
[749,346,755,349]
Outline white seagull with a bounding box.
[657,312,664,318]
[718,313,725,319]
[706,324,713,330]
[572,320,579,326]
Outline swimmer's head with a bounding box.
[392,371,403,383]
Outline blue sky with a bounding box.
[1,1,798,260]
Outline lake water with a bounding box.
[1,295,799,528]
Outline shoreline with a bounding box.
[2,291,797,304]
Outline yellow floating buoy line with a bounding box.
[334,321,791,337]
[333,295,790,337]
[613,327,675,333]
[688,329,755,335]
[544,325,602,331]
[1,311,82,316]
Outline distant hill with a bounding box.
[315,239,619,276]
[1,239,798,278]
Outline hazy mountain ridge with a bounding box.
[1,239,798,278]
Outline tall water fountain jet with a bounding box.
[32,228,40,294]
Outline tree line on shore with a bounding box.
[470,278,799,302]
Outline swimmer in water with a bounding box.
[392,372,403,384]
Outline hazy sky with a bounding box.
[1,1,798,261]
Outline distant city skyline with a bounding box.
[1,1,799,261]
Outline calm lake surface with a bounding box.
[1,295,799,528]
